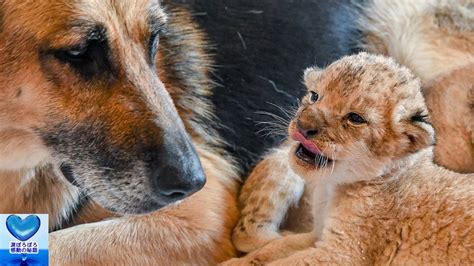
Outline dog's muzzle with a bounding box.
[149,133,206,207]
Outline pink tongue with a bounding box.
[291,132,321,154]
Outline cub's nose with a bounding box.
[297,121,320,138]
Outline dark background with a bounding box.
[166,0,361,175]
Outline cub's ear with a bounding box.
[303,66,322,89]
[402,111,435,153]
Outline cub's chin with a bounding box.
[288,143,333,179]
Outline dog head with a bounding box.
[288,53,434,183]
[0,0,206,213]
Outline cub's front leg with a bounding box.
[269,245,355,266]
[232,141,305,253]
[224,232,317,266]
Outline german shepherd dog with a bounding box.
[0,0,359,264]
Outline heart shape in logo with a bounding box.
[6,215,41,241]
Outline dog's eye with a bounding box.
[52,40,111,80]
[347,112,367,125]
[61,47,88,62]
[54,43,98,75]
[48,26,111,80]
[309,91,319,103]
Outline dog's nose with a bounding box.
[153,156,206,203]
[297,121,320,138]
[150,136,206,204]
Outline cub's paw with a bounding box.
[221,257,265,266]
[232,225,282,253]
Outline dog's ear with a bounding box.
[303,66,322,89]
[402,110,435,153]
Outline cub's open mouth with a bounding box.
[295,144,333,168]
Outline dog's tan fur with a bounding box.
[49,154,239,265]
[0,1,240,264]
[357,0,474,172]
[226,53,474,265]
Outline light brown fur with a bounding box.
[232,146,307,253]
[225,53,473,265]
[426,64,474,173]
[0,1,239,264]
[357,0,474,172]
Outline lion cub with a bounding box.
[229,53,473,265]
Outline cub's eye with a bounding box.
[411,112,429,123]
[347,112,367,125]
[309,91,319,103]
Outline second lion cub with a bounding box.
[228,53,473,265]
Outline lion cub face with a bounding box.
[288,53,434,183]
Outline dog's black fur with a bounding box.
[165,0,360,173]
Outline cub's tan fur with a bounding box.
[232,145,307,253]
[226,53,473,265]
[357,0,474,172]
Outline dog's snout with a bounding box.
[153,159,206,202]
[150,137,206,204]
